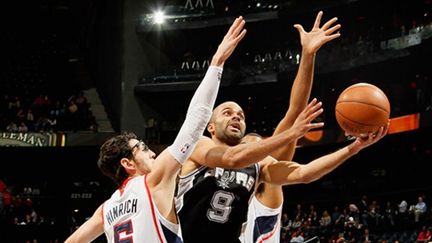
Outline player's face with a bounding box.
[213,102,246,145]
[128,139,156,174]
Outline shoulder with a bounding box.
[197,136,214,146]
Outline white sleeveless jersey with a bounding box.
[240,196,282,243]
[102,176,183,243]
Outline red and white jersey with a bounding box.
[240,196,282,243]
[102,176,183,243]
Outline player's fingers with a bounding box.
[313,11,323,29]
[378,122,390,138]
[307,107,324,122]
[232,19,246,37]
[324,33,341,43]
[308,122,325,130]
[307,98,318,108]
[383,122,390,135]
[325,24,341,35]
[322,17,338,30]
[307,102,323,119]
[233,29,247,43]
[227,16,242,35]
[303,99,320,117]
[293,24,305,34]
[309,100,322,114]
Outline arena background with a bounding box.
[0,0,431,242]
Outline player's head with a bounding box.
[97,132,156,186]
[207,101,246,146]
[241,132,263,144]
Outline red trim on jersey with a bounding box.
[119,177,133,196]
[144,175,165,243]
[258,221,279,243]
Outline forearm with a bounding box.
[299,144,359,183]
[168,66,222,164]
[274,52,315,133]
[271,51,316,160]
[210,53,226,67]
[289,50,315,109]
[266,145,359,186]
[187,66,222,112]
[209,129,299,168]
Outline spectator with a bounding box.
[359,195,369,227]
[332,206,342,225]
[17,122,28,132]
[6,121,18,132]
[26,109,34,123]
[412,196,427,223]
[281,212,292,233]
[417,225,432,243]
[367,200,381,229]
[383,201,396,230]
[358,227,377,243]
[397,199,409,228]
[291,228,305,243]
[398,199,408,214]
[320,210,332,239]
[292,215,303,231]
[8,96,20,111]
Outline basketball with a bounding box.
[335,83,390,137]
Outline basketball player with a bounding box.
[240,11,341,243]
[238,132,283,243]
[64,16,247,243]
[175,12,389,243]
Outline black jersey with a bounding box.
[176,163,260,243]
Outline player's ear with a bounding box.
[207,122,215,134]
[120,157,134,170]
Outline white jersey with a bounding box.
[102,176,183,243]
[240,196,282,243]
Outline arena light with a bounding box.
[153,10,166,24]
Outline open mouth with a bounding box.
[229,123,240,132]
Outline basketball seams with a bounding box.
[335,109,385,127]
[336,100,390,113]
[339,84,388,103]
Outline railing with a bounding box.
[304,235,320,243]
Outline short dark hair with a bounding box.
[97,132,137,186]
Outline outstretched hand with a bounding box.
[211,16,247,66]
[290,98,324,139]
[348,122,390,154]
[294,11,341,55]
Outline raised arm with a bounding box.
[148,17,246,213]
[187,99,324,169]
[261,123,389,185]
[271,11,341,161]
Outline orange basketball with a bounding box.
[335,83,390,137]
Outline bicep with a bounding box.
[180,138,215,175]
[148,149,181,189]
[187,137,221,168]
